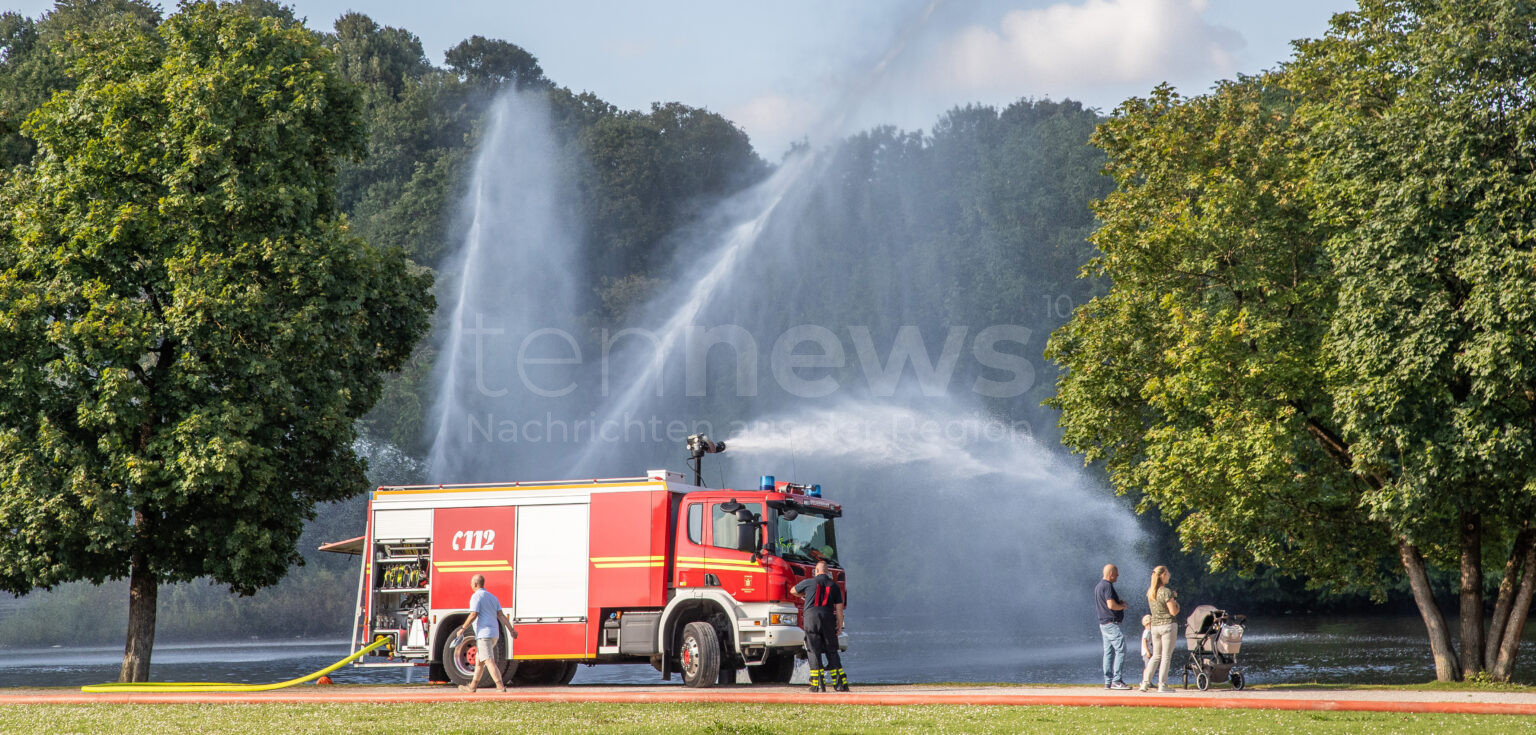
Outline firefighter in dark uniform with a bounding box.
[790,559,847,692]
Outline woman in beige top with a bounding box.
[1139,565,1180,692]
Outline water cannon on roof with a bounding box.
[686,433,726,486]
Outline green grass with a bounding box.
[3,702,1533,734]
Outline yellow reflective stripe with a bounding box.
[676,563,763,573]
[589,556,666,562]
[593,562,665,568]
[675,556,760,567]
[435,565,512,572]
[513,653,596,660]
[435,560,511,567]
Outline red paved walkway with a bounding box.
[5,684,1536,715]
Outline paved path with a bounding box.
[6,684,1536,715]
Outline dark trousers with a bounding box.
[804,609,841,670]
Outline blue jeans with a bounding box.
[1100,622,1126,685]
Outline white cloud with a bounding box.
[934,0,1245,92]
[725,94,822,154]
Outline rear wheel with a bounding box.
[443,633,510,688]
[512,660,578,686]
[1196,672,1210,691]
[747,653,796,684]
[681,621,721,688]
[1231,673,1245,691]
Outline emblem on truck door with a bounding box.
[452,529,497,551]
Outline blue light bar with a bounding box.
[760,475,775,491]
[808,484,822,498]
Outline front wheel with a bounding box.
[680,621,722,688]
[1196,672,1210,691]
[1231,672,1245,691]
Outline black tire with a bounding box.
[1182,669,1190,689]
[747,653,796,684]
[442,633,508,688]
[680,621,721,688]
[1196,672,1210,691]
[512,660,574,686]
[1231,673,1245,691]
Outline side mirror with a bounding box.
[736,510,760,551]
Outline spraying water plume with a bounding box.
[422,1,1149,682]
[426,90,584,481]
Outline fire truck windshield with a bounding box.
[772,509,838,566]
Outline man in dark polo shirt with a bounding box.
[1095,563,1131,690]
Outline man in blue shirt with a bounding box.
[1095,563,1131,690]
[456,574,517,693]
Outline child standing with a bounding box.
[1140,614,1153,668]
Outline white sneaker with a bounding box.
[1157,686,1172,693]
[1138,684,1148,692]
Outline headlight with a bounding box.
[769,612,798,626]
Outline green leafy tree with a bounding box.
[0,1,432,682]
[1292,0,1536,680]
[444,34,547,90]
[1052,0,1536,682]
[326,11,428,100]
[1046,76,1398,606]
[0,1,161,174]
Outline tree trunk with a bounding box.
[1400,539,1460,681]
[1458,511,1484,677]
[118,550,158,683]
[1492,537,1536,680]
[1486,525,1534,666]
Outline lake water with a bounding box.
[3,614,1532,688]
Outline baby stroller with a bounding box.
[1181,605,1246,691]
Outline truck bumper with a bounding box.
[740,624,804,650]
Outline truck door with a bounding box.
[703,501,766,602]
[512,503,591,659]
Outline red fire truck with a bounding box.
[321,464,846,687]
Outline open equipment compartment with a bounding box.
[370,538,431,657]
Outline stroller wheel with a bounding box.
[1196,672,1210,691]
[1231,673,1245,691]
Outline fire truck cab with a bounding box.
[322,469,846,687]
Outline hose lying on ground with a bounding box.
[80,636,391,693]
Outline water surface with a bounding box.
[4,614,1530,688]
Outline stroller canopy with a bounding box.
[1185,604,1223,638]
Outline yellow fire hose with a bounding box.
[80,636,391,693]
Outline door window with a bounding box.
[687,503,703,544]
[710,502,763,553]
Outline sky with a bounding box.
[9,0,1358,157]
